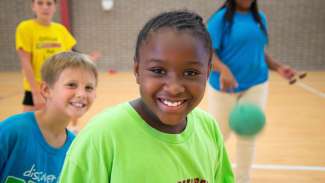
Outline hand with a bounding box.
[88,51,102,62]
[219,67,238,92]
[32,90,45,110]
[277,65,296,80]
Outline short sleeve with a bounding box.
[59,123,111,183]
[207,113,235,182]
[16,22,32,52]
[0,124,8,170]
[259,11,268,31]
[0,119,17,171]
[60,25,77,50]
[207,11,225,50]
[214,144,235,183]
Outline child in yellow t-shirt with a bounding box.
[16,0,76,111]
[16,0,100,133]
[16,0,100,112]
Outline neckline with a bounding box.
[29,112,73,154]
[235,10,252,16]
[32,19,53,28]
[125,102,194,144]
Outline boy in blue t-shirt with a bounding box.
[0,52,97,183]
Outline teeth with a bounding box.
[71,102,85,108]
[161,99,183,107]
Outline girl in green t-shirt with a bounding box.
[60,10,234,183]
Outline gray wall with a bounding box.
[1,0,325,71]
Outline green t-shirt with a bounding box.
[59,102,234,183]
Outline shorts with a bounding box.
[22,91,34,106]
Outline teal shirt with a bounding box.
[208,8,269,92]
[0,112,74,183]
[59,102,234,183]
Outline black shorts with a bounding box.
[22,91,34,106]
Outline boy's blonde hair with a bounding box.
[41,51,98,87]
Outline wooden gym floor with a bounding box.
[0,71,324,182]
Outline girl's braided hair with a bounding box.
[135,10,212,63]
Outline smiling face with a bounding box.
[43,67,97,121]
[133,29,210,133]
[32,0,56,24]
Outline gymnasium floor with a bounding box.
[0,71,324,182]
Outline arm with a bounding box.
[88,50,102,62]
[265,52,296,80]
[207,12,238,92]
[71,48,102,62]
[211,53,238,92]
[17,49,44,109]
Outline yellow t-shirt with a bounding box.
[16,19,77,91]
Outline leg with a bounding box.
[235,82,269,183]
[207,84,238,141]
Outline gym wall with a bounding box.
[0,0,324,71]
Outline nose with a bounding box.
[76,88,87,98]
[164,74,185,96]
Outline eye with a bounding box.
[37,1,43,6]
[184,70,200,77]
[85,85,94,92]
[65,82,77,89]
[46,2,53,6]
[149,67,166,75]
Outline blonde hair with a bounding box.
[41,51,98,86]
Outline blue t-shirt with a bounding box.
[207,8,269,92]
[0,112,75,183]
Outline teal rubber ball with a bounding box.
[229,103,266,136]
